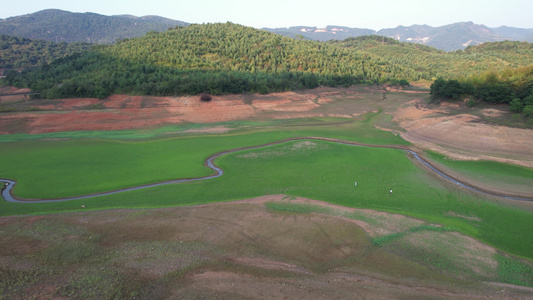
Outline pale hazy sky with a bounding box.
[1,0,532,30]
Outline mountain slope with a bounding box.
[491,26,533,42]
[267,22,533,51]
[265,26,375,41]
[2,9,532,51]
[376,22,502,51]
[4,23,532,100]
[0,34,91,71]
[0,9,189,44]
[330,36,533,79]
[4,23,413,99]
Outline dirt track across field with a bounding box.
[1,87,533,298]
[3,136,531,203]
[1,86,531,167]
[1,86,532,197]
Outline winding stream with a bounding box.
[1,137,532,203]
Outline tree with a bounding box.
[523,105,533,119]
[509,98,523,112]
[430,78,464,100]
[399,79,410,87]
[523,94,533,106]
[430,78,446,98]
[475,82,513,104]
[442,79,463,100]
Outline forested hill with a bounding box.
[3,23,413,99]
[0,9,189,44]
[102,23,394,79]
[49,24,533,81]
[330,36,533,80]
[3,23,533,100]
[0,35,92,71]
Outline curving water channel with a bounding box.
[1,137,532,203]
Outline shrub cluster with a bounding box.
[430,65,533,118]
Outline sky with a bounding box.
[1,0,532,30]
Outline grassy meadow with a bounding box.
[425,150,533,196]
[0,114,406,199]
[0,112,532,278]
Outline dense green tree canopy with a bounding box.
[0,34,92,69]
[3,23,408,98]
[331,37,533,80]
[429,65,533,117]
[2,23,532,100]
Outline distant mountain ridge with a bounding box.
[492,26,533,41]
[266,25,375,41]
[266,22,533,51]
[0,9,189,44]
[0,9,532,51]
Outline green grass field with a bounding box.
[1,114,532,264]
[0,115,406,199]
[425,150,533,196]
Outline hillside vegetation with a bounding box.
[0,9,188,44]
[3,9,533,51]
[3,23,411,98]
[338,37,533,117]
[430,64,533,118]
[331,36,533,80]
[2,23,533,100]
[0,34,91,70]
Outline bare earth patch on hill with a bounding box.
[394,99,533,168]
[0,90,336,134]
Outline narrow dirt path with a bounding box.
[1,137,532,203]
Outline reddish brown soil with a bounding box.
[0,86,32,102]
[0,91,332,134]
[5,87,530,165]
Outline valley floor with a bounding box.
[2,195,532,299]
[2,85,532,199]
[2,86,532,167]
[1,86,532,298]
